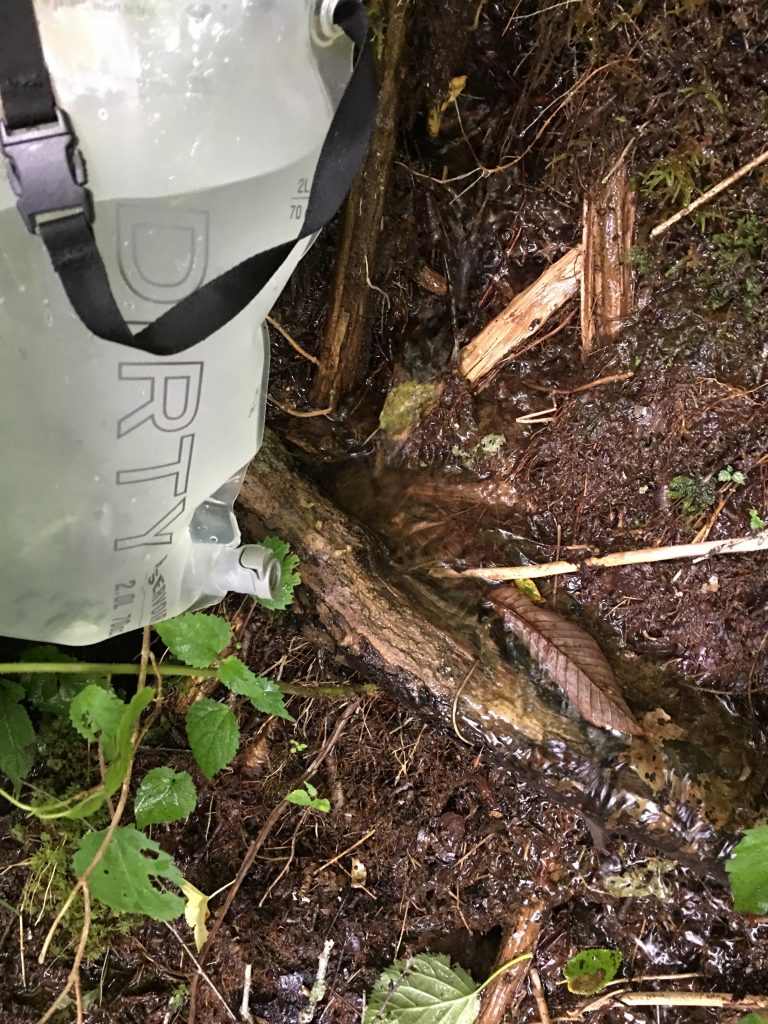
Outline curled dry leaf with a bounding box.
[489,586,642,736]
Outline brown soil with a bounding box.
[1,1,768,1022]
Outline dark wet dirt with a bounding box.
[2,0,768,1021]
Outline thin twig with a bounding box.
[651,145,768,238]
[436,529,768,582]
[164,921,236,1021]
[618,990,768,1009]
[258,813,305,907]
[241,963,254,1023]
[268,398,334,419]
[312,828,377,876]
[187,701,360,1024]
[529,967,551,1024]
[266,315,320,365]
[451,662,477,745]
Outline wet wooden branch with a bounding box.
[459,247,583,386]
[311,0,411,410]
[476,897,550,1024]
[580,161,636,354]
[238,431,768,874]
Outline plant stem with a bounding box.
[477,953,534,994]
[0,662,377,698]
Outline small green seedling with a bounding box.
[285,781,330,813]
[717,465,746,486]
[289,739,308,754]
[748,509,766,531]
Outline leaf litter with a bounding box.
[489,586,642,735]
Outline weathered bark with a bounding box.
[311,0,411,409]
[581,161,636,354]
[239,432,768,875]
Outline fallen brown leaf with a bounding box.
[490,586,642,736]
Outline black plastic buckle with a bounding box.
[0,109,92,233]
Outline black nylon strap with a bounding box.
[0,0,57,130]
[1,0,376,356]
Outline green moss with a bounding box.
[18,819,140,959]
[668,474,715,515]
[379,381,440,435]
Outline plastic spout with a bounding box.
[211,544,282,601]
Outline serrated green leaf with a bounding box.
[70,685,126,761]
[726,826,768,914]
[186,699,239,779]
[0,683,36,785]
[154,613,231,668]
[216,656,293,721]
[563,948,623,995]
[135,767,197,828]
[364,952,479,1024]
[255,537,301,611]
[73,826,184,920]
[62,687,155,821]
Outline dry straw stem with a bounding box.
[460,246,583,385]
[651,145,768,239]
[438,530,768,582]
[618,990,768,1010]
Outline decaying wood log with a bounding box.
[581,161,636,354]
[239,432,768,875]
[459,247,583,387]
[311,0,411,410]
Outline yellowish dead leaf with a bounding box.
[181,881,211,953]
[181,878,234,952]
[514,577,544,604]
[428,75,467,137]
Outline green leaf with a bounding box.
[741,1015,768,1023]
[70,685,126,761]
[726,826,768,914]
[285,782,330,812]
[154,613,231,668]
[563,948,623,995]
[134,767,197,828]
[186,699,239,779]
[0,682,36,785]
[61,687,155,821]
[217,656,293,721]
[749,508,766,531]
[73,826,184,920]
[364,953,479,1024]
[255,537,301,611]
[18,645,92,715]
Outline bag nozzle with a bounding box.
[211,544,282,601]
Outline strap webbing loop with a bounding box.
[0,1,376,356]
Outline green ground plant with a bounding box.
[0,538,348,1016]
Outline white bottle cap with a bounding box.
[212,545,282,601]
